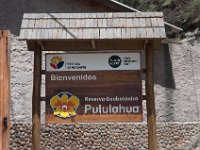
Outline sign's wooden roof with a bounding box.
[19,12,166,40]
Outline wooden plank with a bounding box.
[125,12,133,18]
[159,28,166,38]
[19,29,26,39]
[42,19,47,29]
[21,19,29,28]
[38,19,45,28]
[121,28,126,39]
[82,29,99,39]
[98,19,103,27]
[69,19,77,28]
[54,19,61,28]
[80,19,86,28]
[0,30,10,150]
[47,29,53,39]
[96,13,104,18]
[73,19,82,28]
[131,28,137,38]
[154,12,163,17]
[119,18,126,27]
[99,28,107,39]
[67,29,78,39]
[75,13,82,19]
[140,28,147,38]
[105,29,113,39]
[151,18,158,27]
[117,13,125,18]
[77,29,83,39]
[146,18,152,27]
[43,29,50,39]
[107,19,113,27]
[146,28,154,38]
[102,19,107,27]
[51,29,56,39]
[32,43,42,150]
[61,29,67,39]
[46,19,51,29]
[153,28,161,38]
[112,18,120,27]
[113,28,122,39]
[157,18,165,27]
[112,13,118,18]
[58,19,65,27]
[31,29,37,39]
[122,28,131,39]
[27,29,33,40]
[93,19,98,27]
[34,19,40,28]
[63,19,70,28]
[50,19,56,28]
[136,28,142,38]
[28,19,35,28]
[145,41,157,150]
[133,18,140,27]
[126,19,133,27]
[23,13,30,19]
[108,12,113,18]
[140,18,146,27]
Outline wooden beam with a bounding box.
[27,40,147,51]
[145,40,157,150]
[32,42,42,150]
[0,30,10,150]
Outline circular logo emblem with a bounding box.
[108,55,122,68]
[50,92,80,118]
[50,56,64,69]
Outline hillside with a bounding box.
[118,0,200,33]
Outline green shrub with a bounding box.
[191,0,200,7]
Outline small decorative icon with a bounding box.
[50,92,80,118]
[108,55,122,68]
[50,56,64,69]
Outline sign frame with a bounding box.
[45,51,143,123]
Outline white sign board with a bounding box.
[46,52,141,71]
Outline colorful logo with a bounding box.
[50,92,80,118]
[108,55,122,68]
[50,56,64,69]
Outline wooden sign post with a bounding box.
[32,47,42,150]
[0,30,10,150]
[19,12,166,150]
[146,41,157,150]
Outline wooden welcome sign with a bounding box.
[45,52,143,123]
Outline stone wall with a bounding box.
[10,123,200,150]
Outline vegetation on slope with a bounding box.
[118,0,200,31]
